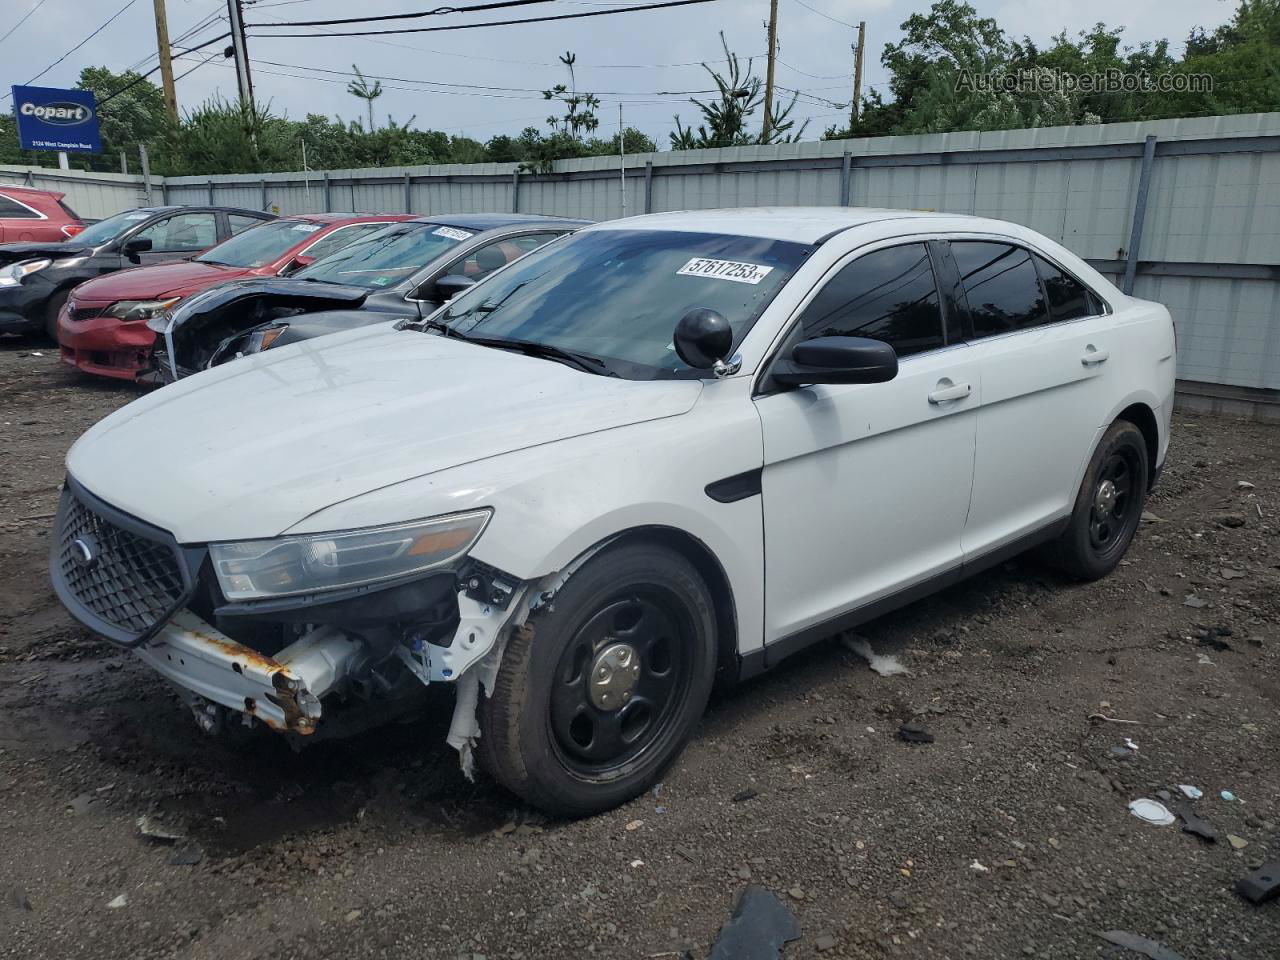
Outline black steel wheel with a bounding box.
[1045,419,1150,580]
[478,542,717,816]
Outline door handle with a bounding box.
[1081,347,1110,366]
[928,382,972,404]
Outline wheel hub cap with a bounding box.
[1095,478,1118,517]
[588,642,641,711]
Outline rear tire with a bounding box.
[44,289,69,343]
[478,542,717,817]
[1044,419,1149,580]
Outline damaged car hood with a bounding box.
[74,259,250,301]
[0,241,92,264]
[66,324,703,543]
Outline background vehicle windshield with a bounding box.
[436,228,811,377]
[71,210,156,246]
[294,221,471,288]
[197,220,321,267]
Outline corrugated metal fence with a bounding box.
[3,112,1278,410]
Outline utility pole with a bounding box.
[850,20,865,131]
[761,0,779,143]
[226,0,254,111]
[152,0,178,122]
[618,102,626,218]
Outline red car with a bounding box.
[0,185,84,242]
[59,213,413,380]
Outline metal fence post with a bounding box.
[138,144,153,205]
[840,151,852,206]
[261,178,268,211]
[404,171,412,213]
[1122,135,1158,296]
[322,172,331,212]
[644,161,653,214]
[207,180,215,205]
[511,169,520,213]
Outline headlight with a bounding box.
[209,510,492,601]
[0,258,52,286]
[107,297,181,322]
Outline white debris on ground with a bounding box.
[843,634,911,677]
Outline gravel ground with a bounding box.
[2,338,1278,960]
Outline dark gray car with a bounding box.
[154,213,590,379]
[0,205,274,338]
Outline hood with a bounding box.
[0,241,92,264]
[73,259,253,302]
[67,325,702,543]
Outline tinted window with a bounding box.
[300,222,388,262]
[228,213,267,235]
[797,243,944,358]
[952,241,1049,338]
[443,232,562,282]
[72,209,157,245]
[0,194,41,219]
[1033,254,1103,321]
[136,211,218,252]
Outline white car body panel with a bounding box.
[54,206,1177,746]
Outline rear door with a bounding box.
[0,192,47,243]
[948,239,1119,557]
[756,239,981,646]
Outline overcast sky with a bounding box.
[5,0,1236,149]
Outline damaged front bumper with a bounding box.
[136,610,369,735]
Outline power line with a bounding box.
[250,0,723,38]
[256,0,555,29]
[0,0,53,49]
[789,0,856,28]
[95,31,231,108]
[1,0,140,101]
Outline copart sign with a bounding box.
[12,85,102,153]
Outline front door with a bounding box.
[756,241,981,647]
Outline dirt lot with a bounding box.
[1,337,1278,960]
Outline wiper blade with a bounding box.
[463,336,614,376]
[399,316,466,338]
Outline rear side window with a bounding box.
[229,213,266,235]
[797,242,945,358]
[1033,254,1104,321]
[952,241,1049,338]
[0,194,42,219]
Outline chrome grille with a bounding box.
[53,487,187,643]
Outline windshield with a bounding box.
[432,229,811,378]
[72,209,158,246]
[293,221,472,289]
[197,219,322,268]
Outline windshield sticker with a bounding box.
[291,223,322,233]
[433,226,474,242]
[370,276,394,286]
[676,257,774,284]
[124,212,151,220]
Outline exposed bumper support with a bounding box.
[136,610,368,735]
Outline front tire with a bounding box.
[478,542,717,817]
[1045,419,1149,580]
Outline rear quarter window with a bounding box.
[0,194,42,219]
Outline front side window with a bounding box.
[197,219,323,268]
[797,243,945,358]
[136,212,218,252]
[1033,254,1104,321]
[294,221,471,289]
[951,241,1049,338]
[432,228,811,378]
[443,232,562,282]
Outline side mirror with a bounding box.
[431,274,477,301]
[673,308,733,370]
[770,336,898,387]
[281,254,316,276]
[122,236,152,261]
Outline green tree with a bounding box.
[347,66,383,132]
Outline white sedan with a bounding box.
[51,207,1175,815]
